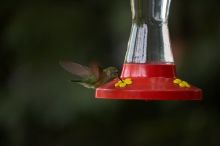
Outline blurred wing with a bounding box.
[60,61,92,77]
[89,62,102,79]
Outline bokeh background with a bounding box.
[1,0,220,146]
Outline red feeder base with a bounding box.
[96,64,202,100]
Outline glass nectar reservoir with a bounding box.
[96,0,202,100]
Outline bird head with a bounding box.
[104,66,119,79]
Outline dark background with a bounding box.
[1,0,220,146]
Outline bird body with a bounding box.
[60,61,119,89]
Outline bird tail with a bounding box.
[70,80,82,83]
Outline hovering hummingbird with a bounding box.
[60,61,120,89]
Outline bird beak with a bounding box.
[118,74,124,82]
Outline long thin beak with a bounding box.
[117,74,123,82]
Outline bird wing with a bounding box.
[89,62,102,80]
[59,60,92,78]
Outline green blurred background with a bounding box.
[0,0,220,146]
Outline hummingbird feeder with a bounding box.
[96,0,202,100]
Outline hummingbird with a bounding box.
[60,61,120,89]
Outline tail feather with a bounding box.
[70,80,95,89]
[70,80,82,82]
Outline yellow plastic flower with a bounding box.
[124,78,133,85]
[173,78,191,88]
[115,78,133,88]
[173,78,182,84]
[181,81,191,88]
